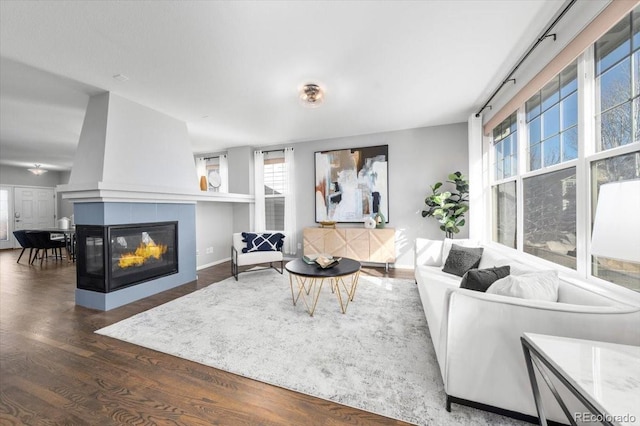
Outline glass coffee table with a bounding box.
[285,257,361,316]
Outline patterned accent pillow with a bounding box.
[442,244,484,277]
[241,232,285,253]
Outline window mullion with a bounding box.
[517,105,527,252]
[576,47,594,279]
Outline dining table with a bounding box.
[27,227,76,262]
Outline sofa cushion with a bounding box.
[460,266,511,292]
[415,239,445,266]
[477,247,510,269]
[487,270,559,302]
[442,244,484,277]
[241,232,285,253]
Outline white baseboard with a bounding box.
[197,257,231,271]
[196,256,415,272]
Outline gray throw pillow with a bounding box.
[460,266,511,292]
[442,244,484,277]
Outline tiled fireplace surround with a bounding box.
[74,202,197,311]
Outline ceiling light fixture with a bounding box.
[299,83,324,108]
[28,164,48,176]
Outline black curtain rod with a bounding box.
[475,0,577,118]
[202,154,226,160]
[259,148,291,154]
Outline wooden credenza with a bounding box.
[303,227,396,269]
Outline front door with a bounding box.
[14,187,55,233]
[0,186,13,250]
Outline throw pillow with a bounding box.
[486,270,559,302]
[460,266,511,292]
[241,232,285,253]
[442,244,484,277]
[441,238,480,266]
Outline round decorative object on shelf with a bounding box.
[364,216,376,229]
[319,220,336,228]
[208,170,221,189]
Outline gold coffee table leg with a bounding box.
[333,271,361,314]
[349,270,361,301]
[290,274,324,316]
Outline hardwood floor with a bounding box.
[0,249,415,425]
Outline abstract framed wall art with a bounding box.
[315,145,389,223]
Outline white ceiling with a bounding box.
[0,0,567,172]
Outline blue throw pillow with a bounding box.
[241,232,285,253]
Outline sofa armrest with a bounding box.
[439,288,640,418]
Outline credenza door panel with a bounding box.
[345,228,369,261]
[303,227,395,265]
[324,229,347,257]
[369,228,395,263]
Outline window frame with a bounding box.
[486,13,640,293]
[263,152,286,232]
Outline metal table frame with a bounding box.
[286,258,361,316]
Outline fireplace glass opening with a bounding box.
[77,221,178,293]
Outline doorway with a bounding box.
[0,186,13,250]
[1,186,55,249]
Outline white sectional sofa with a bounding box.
[414,238,640,423]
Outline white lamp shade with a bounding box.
[591,180,640,263]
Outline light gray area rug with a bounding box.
[97,270,524,425]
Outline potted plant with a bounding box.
[422,171,469,238]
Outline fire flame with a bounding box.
[118,241,168,269]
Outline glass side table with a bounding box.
[521,333,640,426]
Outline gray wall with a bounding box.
[227,146,252,233]
[0,164,66,187]
[194,122,468,269]
[289,123,468,268]
[195,201,234,267]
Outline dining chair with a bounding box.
[25,231,67,265]
[12,230,36,264]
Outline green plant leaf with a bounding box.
[433,182,443,190]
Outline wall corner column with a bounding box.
[468,114,485,242]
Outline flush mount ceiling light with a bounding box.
[112,73,129,82]
[299,83,324,108]
[28,164,48,176]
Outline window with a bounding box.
[263,152,285,231]
[488,6,640,291]
[595,8,640,151]
[523,168,577,269]
[0,188,8,242]
[493,113,518,180]
[526,61,578,171]
[204,155,228,193]
[492,182,516,248]
[590,152,640,289]
[206,157,221,191]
